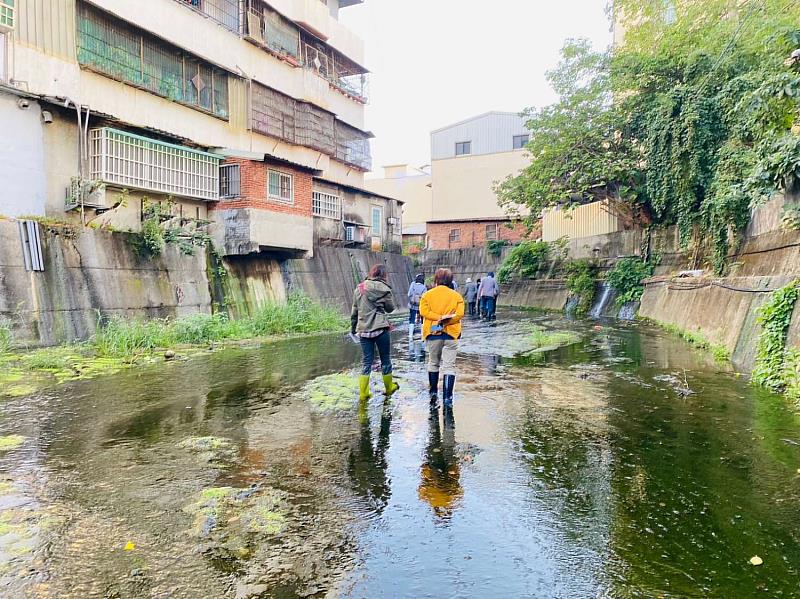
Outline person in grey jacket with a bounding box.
[407,274,427,340]
[463,278,479,316]
[478,272,500,321]
[352,264,400,401]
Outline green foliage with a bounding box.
[0,320,11,353]
[564,259,597,315]
[93,295,347,358]
[606,258,655,305]
[486,239,509,257]
[497,241,550,283]
[659,322,731,363]
[753,279,800,391]
[134,198,212,258]
[141,218,165,256]
[530,327,581,351]
[499,3,800,271]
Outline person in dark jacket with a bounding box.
[351,264,400,401]
[463,278,479,316]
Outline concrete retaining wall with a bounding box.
[0,220,211,346]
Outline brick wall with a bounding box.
[427,220,533,250]
[211,158,313,218]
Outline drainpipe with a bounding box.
[63,97,90,225]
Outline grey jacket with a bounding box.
[407,281,427,309]
[464,281,479,302]
[351,278,396,334]
[478,276,499,298]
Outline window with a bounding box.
[219,164,241,198]
[371,206,383,235]
[455,141,471,156]
[268,170,293,203]
[449,228,461,243]
[486,223,499,240]
[0,0,14,30]
[313,190,341,219]
[513,134,530,150]
[77,3,230,119]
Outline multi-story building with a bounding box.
[427,111,532,250]
[366,164,431,250]
[0,0,402,256]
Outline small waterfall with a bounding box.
[564,295,580,316]
[618,301,639,321]
[589,282,613,319]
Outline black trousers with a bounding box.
[360,329,393,375]
[468,301,476,316]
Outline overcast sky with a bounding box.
[340,0,613,176]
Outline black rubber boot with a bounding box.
[428,371,439,405]
[443,375,456,407]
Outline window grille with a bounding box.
[268,170,293,203]
[296,103,336,156]
[485,223,499,240]
[300,30,369,103]
[220,164,241,198]
[251,82,297,143]
[176,0,241,34]
[335,121,372,171]
[89,128,221,201]
[77,3,230,119]
[312,191,341,219]
[449,229,461,243]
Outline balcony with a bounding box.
[89,128,221,201]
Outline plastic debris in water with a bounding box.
[749,556,763,566]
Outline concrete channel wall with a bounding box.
[0,219,414,347]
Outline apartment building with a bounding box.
[427,112,531,250]
[0,0,402,256]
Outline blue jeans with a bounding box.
[484,297,497,319]
[360,329,393,375]
[409,308,419,324]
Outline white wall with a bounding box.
[431,112,528,160]
[0,93,46,217]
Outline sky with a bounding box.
[339,0,613,177]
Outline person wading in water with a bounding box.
[351,264,400,401]
[419,268,465,408]
[407,273,427,341]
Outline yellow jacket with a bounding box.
[419,285,465,340]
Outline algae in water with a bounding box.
[305,373,360,412]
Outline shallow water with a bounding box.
[1,310,799,598]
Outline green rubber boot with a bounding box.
[359,375,372,401]
[382,374,400,397]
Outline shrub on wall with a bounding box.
[565,259,597,315]
[497,241,550,283]
[606,258,655,305]
[753,279,800,393]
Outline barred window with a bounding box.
[449,228,461,242]
[220,164,241,198]
[313,191,341,219]
[77,2,229,119]
[268,170,293,203]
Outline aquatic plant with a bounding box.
[497,241,550,283]
[753,279,800,392]
[0,435,25,451]
[564,259,597,315]
[529,326,581,351]
[659,322,731,363]
[305,373,360,412]
[606,258,654,306]
[177,436,238,465]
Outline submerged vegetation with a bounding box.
[0,295,347,397]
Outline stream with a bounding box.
[1,310,799,598]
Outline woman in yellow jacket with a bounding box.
[419,268,465,407]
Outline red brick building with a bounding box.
[426,218,534,250]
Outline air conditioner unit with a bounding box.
[66,178,111,211]
[345,225,365,243]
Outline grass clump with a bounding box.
[0,320,11,353]
[0,435,25,451]
[94,294,347,358]
[660,323,731,363]
[530,326,581,351]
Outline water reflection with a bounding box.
[348,398,393,514]
[418,407,462,521]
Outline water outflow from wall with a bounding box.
[618,302,638,321]
[589,282,614,319]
